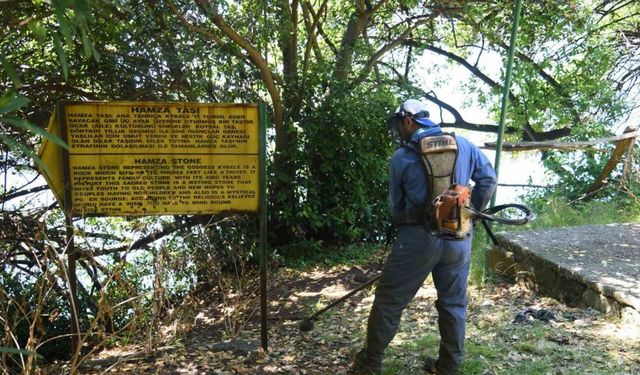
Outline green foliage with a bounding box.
[0,92,67,175]
[457,1,633,143]
[541,149,612,200]
[381,309,638,375]
[288,84,396,246]
[204,216,258,265]
[0,0,96,171]
[523,196,640,229]
[1,1,639,368]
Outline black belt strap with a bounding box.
[392,206,438,230]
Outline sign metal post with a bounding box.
[259,102,268,351]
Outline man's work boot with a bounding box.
[350,350,382,375]
[424,357,438,374]
[424,357,459,375]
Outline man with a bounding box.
[351,99,497,375]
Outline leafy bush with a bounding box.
[285,84,396,249]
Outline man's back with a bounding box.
[389,133,496,217]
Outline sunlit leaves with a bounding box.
[0,93,28,115]
[0,54,21,88]
[51,33,69,80]
[0,0,97,175]
[1,117,68,151]
[0,92,67,174]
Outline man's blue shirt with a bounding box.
[389,132,497,218]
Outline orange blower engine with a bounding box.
[433,184,473,238]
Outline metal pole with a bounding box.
[258,102,268,351]
[485,0,523,278]
[491,0,523,208]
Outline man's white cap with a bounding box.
[396,99,437,127]
[397,99,428,116]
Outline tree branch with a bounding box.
[301,1,327,67]
[423,44,517,102]
[421,89,514,133]
[0,185,49,204]
[167,0,286,151]
[483,131,637,151]
[350,17,432,88]
[335,3,371,80]
[144,0,196,101]
[523,122,571,141]
[409,42,575,141]
[304,1,338,55]
[165,0,251,63]
[280,0,302,121]
[17,83,100,100]
[201,2,285,146]
[86,216,203,257]
[508,49,581,126]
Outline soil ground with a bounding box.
[48,262,640,375]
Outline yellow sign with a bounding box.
[39,101,261,216]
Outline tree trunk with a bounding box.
[335,4,369,81]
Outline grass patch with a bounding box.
[470,227,490,285]
[465,339,503,359]
[382,335,440,375]
[319,333,339,343]
[381,358,404,375]
[403,334,439,353]
[273,198,640,374]
[525,198,640,229]
[383,331,591,375]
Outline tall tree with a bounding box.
[160,0,638,239]
[1,0,639,364]
[2,0,638,243]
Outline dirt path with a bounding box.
[55,264,640,375]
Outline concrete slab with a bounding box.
[490,223,640,322]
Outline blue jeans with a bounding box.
[363,225,471,374]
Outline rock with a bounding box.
[491,223,640,319]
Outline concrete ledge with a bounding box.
[489,223,640,323]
